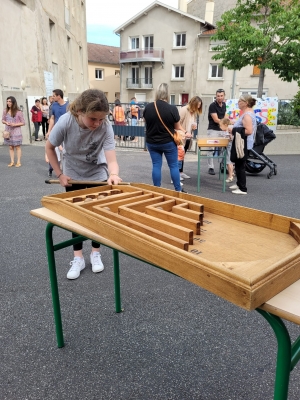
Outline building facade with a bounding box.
[114,0,298,134]
[0,0,89,143]
[87,43,120,103]
[114,2,214,105]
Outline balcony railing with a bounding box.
[120,48,164,63]
[126,78,153,89]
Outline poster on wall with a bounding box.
[44,71,54,99]
[226,97,278,130]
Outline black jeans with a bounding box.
[41,117,49,137]
[66,184,101,251]
[235,158,247,192]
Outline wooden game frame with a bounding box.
[41,183,300,310]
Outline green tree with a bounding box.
[211,0,300,98]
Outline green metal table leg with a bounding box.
[45,223,64,348]
[197,146,201,193]
[113,249,122,313]
[291,335,300,370]
[257,309,291,400]
[223,149,226,193]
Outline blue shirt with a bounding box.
[51,101,69,124]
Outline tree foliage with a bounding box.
[211,0,300,97]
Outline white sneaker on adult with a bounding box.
[90,251,104,273]
[232,189,247,195]
[67,257,85,280]
[180,173,190,179]
[229,184,238,190]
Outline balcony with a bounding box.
[126,78,153,89]
[120,48,164,63]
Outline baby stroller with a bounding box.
[245,123,277,179]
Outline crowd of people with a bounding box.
[2,85,257,279]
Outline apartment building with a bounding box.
[87,43,120,103]
[114,1,215,105]
[114,0,297,109]
[1,0,89,143]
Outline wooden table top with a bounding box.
[197,137,229,147]
[31,207,300,325]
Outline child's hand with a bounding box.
[107,174,123,185]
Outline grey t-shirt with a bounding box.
[49,112,115,181]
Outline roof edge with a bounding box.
[113,0,215,34]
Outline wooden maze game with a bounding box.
[41,183,300,310]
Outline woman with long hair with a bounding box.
[2,96,25,167]
[179,96,202,180]
[41,97,49,139]
[143,83,189,192]
[46,89,123,280]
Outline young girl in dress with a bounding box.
[46,89,123,280]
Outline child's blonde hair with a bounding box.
[219,117,230,127]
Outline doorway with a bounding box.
[181,94,189,105]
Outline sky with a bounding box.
[86,0,179,47]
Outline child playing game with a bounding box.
[46,89,123,280]
[219,117,234,183]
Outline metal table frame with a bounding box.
[197,142,227,193]
[44,220,300,400]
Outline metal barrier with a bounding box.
[109,102,199,151]
[112,123,146,150]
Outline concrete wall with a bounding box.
[88,62,120,103]
[0,0,89,144]
[264,130,300,155]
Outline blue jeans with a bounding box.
[146,141,181,191]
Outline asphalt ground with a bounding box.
[1,143,300,400]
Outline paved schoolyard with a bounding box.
[1,143,300,400]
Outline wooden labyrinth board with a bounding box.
[41,183,300,310]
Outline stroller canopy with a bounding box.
[255,123,276,146]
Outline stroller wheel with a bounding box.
[274,166,277,175]
[267,172,272,179]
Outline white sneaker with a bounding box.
[229,184,238,190]
[226,177,234,183]
[90,252,104,273]
[67,257,85,280]
[180,175,184,181]
[180,173,190,179]
[232,189,247,195]
[171,180,184,186]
